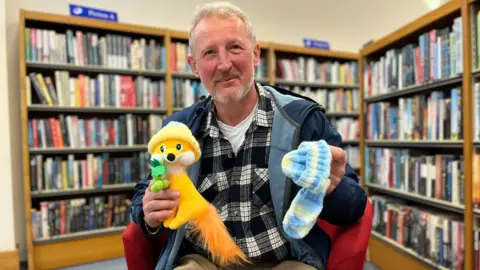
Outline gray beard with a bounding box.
[213,76,254,105]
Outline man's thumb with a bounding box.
[330,146,346,163]
[147,179,154,189]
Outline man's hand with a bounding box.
[142,180,180,228]
[327,145,347,194]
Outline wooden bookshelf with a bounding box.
[367,183,465,214]
[270,43,361,170]
[361,0,461,56]
[369,231,450,270]
[19,9,167,270]
[33,230,124,270]
[359,0,474,269]
[270,42,358,60]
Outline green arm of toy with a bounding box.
[152,165,167,179]
[150,162,169,193]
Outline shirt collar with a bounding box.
[201,82,274,138]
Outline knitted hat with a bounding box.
[147,121,202,161]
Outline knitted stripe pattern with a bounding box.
[281,140,332,239]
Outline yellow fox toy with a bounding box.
[147,121,250,267]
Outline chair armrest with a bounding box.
[317,199,373,270]
[122,222,168,270]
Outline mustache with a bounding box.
[214,71,240,82]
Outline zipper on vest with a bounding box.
[282,104,319,215]
[282,104,324,269]
[158,230,176,268]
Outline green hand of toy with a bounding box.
[151,179,169,193]
[150,157,169,193]
[152,165,167,177]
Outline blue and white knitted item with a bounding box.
[281,140,332,239]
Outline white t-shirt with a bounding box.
[217,101,258,155]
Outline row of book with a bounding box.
[275,58,358,85]
[25,27,166,71]
[172,79,209,108]
[371,195,465,269]
[365,148,465,205]
[473,150,480,206]
[475,221,480,270]
[363,16,463,98]
[31,195,132,240]
[469,5,480,71]
[330,118,359,141]
[170,42,190,73]
[255,58,268,80]
[29,152,149,192]
[28,114,164,149]
[27,72,166,109]
[279,85,360,113]
[366,88,462,141]
[345,146,359,168]
[474,82,480,140]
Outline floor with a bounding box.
[59,258,127,270]
[57,258,381,270]
[364,262,381,270]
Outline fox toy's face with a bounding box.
[152,139,197,167]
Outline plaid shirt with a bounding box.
[184,84,290,263]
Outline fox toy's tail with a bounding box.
[190,204,250,267]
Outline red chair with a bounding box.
[316,198,373,270]
[122,199,372,270]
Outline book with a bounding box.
[371,195,464,269]
[24,27,166,71]
[29,152,149,192]
[27,113,164,148]
[366,88,462,141]
[363,17,463,98]
[275,57,358,85]
[365,148,465,205]
[31,195,132,241]
[27,72,166,109]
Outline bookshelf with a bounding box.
[18,9,362,270]
[19,9,168,269]
[269,42,361,171]
[359,0,475,269]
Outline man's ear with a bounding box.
[187,55,199,77]
[253,43,261,67]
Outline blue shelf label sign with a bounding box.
[303,38,330,50]
[69,4,118,22]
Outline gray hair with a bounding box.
[188,2,257,55]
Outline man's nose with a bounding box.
[217,50,232,71]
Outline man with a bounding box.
[131,2,367,270]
